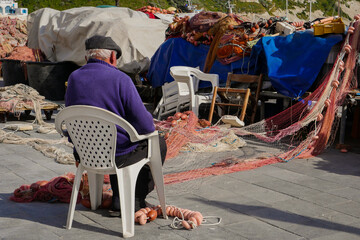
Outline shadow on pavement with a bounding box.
[191,197,360,236]
[0,193,121,237]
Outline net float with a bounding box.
[182,220,191,229]
[325,99,331,107]
[188,216,198,227]
[317,113,323,121]
[312,135,319,140]
[147,210,158,221]
[344,44,352,53]
[139,214,147,225]
[181,114,188,120]
[171,120,178,127]
[332,80,339,88]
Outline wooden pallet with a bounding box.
[0,101,59,123]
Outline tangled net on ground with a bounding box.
[154,18,360,191]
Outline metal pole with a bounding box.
[338,0,340,16]
[286,0,288,19]
[309,0,312,21]
[339,104,347,145]
[227,0,233,14]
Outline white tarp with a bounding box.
[27,7,169,74]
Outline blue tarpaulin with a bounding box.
[146,37,260,89]
[147,31,343,98]
[259,30,342,97]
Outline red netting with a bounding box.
[157,20,360,186]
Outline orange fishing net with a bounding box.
[157,19,360,187]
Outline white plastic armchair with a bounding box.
[153,81,190,120]
[170,66,219,117]
[55,105,167,238]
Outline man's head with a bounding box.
[85,35,122,66]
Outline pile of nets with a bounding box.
[0,17,27,58]
[137,5,175,15]
[5,45,44,62]
[155,111,247,160]
[9,172,112,208]
[0,84,55,125]
[165,12,312,70]
[10,172,80,203]
[0,84,75,164]
[155,16,360,188]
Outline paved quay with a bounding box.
[1,110,360,240]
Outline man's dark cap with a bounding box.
[85,35,122,59]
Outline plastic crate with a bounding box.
[313,18,345,36]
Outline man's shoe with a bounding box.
[109,196,121,217]
[108,207,121,217]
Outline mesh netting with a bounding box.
[155,20,360,195]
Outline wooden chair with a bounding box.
[208,73,263,124]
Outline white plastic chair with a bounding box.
[170,66,219,117]
[55,105,167,238]
[153,81,190,120]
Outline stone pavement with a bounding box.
[1,110,360,240]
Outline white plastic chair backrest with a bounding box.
[170,67,195,98]
[188,68,219,94]
[55,105,148,172]
[170,66,219,95]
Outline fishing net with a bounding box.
[154,19,360,196]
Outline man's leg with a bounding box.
[109,136,167,214]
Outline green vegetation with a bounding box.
[16,0,355,21]
[296,10,308,20]
[235,2,266,14]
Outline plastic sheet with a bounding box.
[147,31,342,98]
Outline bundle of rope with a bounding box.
[134,205,221,230]
[0,128,74,164]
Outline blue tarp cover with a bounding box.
[147,31,342,98]
[260,30,342,97]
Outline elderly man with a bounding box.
[65,35,166,216]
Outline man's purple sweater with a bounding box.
[65,59,155,156]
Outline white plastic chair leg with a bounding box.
[157,105,164,120]
[148,136,167,219]
[66,165,84,229]
[87,172,104,210]
[153,97,163,116]
[192,105,199,117]
[117,158,149,238]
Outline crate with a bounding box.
[313,18,345,36]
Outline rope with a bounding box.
[170,215,222,229]
[0,128,75,164]
[0,84,56,132]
